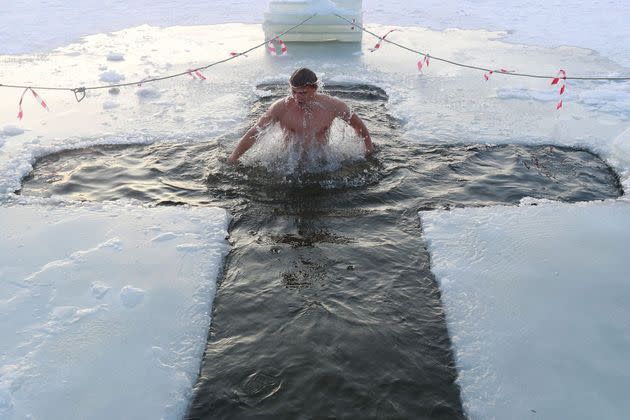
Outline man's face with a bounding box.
[291,85,317,106]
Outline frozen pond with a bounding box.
[17,82,624,418]
[1,2,630,418]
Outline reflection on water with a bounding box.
[19,83,623,419]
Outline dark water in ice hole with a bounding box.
[20,83,623,419]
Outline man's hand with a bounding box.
[347,112,374,158]
[365,143,374,157]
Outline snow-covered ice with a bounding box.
[0,125,25,137]
[102,100,120,110]
[135,86,162,100]
[421,199,630,419]
[2,1,629,67]
[0,201,230,419]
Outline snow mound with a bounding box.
[136,87,161,99]
[1,125,25,137]
[120,285,145,308]
[102,100,120,110]
[106,52,125,62]
[99,70,125,83]
[91,281,111,299]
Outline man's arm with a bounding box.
[348,113,374,156]
[337,101,374,156]
[228,103,279,163]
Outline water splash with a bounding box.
[239,119,366,176]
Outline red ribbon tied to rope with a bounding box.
[551,69,566,109]
[278,39,287,55]
[267,40,277,56]
[17,87,49,120]
[267,39,288,56]
[417,54,430,72]
[484,68,513,81]
[187,69,206,80]
[369,29,397,52]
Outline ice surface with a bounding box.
[363,1,630,68]
[1,1,629,66]
[0,201,230,419]
[136,86,162,100]
[268,0,343,14]
[0,125,25,137]
[496,86,630,120]
[421,199,630,419]
[0,22,628,194]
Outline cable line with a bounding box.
[333,13,630,81]
[0,14,318,98]
[2,11,629,105]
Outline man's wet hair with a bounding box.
[289,68,318,88]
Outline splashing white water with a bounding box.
[240,119,366,175]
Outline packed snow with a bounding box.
[102,100,120,110]
[0,201,229,419]
[0,125,25,137]
[421,199,630,419]
[99,70,126,83]
[106,52,125,62]
[1,0,629,419]
[2,1,629,67]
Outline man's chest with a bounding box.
[279,107,336,134]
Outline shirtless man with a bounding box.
[228,68,373,163]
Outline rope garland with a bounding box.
[0,14,317,98]
[1,11,629,115]
[333,13,630,81]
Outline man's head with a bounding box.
[289,68,318,106]
[290,68,318,88]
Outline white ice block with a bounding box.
[0,202,230,420]
[421,200,630,419]
[264,0,362,43]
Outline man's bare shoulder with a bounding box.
[317,94,351,119]
[269,97,289,113]
[315,93,342,105]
